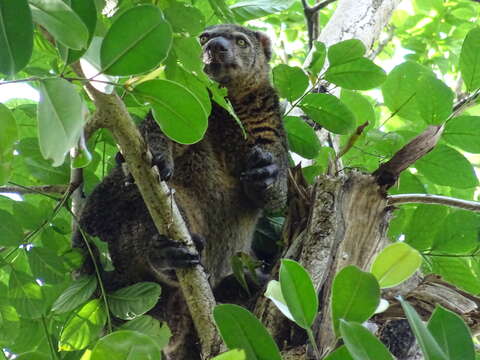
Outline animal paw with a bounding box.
[148,234,200,270]
[151,152,174,181]
[241,146,279,204]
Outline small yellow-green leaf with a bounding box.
[370,242,422,288]
[59,299,106,351]
[212,349,246,360]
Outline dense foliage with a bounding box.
[0,0,479,359]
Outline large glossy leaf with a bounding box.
[29,0,88,50]
[231,0,295,21]
[60,0,97,65]
[331,266,380,336]
[108,282,161,320]
[52,276,97,314]
[100,5,172,76]
[0,103,18,184]
[399,298,447,360]
[340,320,394,360]
[279,259,318,329]
[443,116,480,153]
[327,39,365,66]
[429,256,480,294]
[283,116,321,159]
[404,204,448,251]
[27,246,67,283]
[90,331,161,360]
[213,304,282,360]
[382,61,431,121]
[300,93,355,134]
[119,315,171,350]
[37,78,86,167]
[427,306,475,360]
[134,80,208,144]
[272,65,309,101]
[415,144,478,189]
[415,75,453,124]
[59,298,107,351]
[325,58,386,90]
[8,270,44,319]
[432,210,479,254]
[0,210,24,246]
[0,0,33,76]
[459,27,480,91]
[370,242,422,288]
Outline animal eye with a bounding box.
[199,35,209,44]
[237,38,247,47]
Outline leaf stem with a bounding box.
[41,315,58,360]
[307,327,322,360]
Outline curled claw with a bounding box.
[149,234,200,270]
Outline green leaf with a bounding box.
[272,65,309,101]
[0,0,33,76]
[331,266,380,336]
[37,78,86,167]
[415,144,478,189]
[284,116,321,159]
[300,93,356,134]
[213,304,282,360]
[432,210,479,254]
[382,61,431,121]
[230,0,295,21]
[340,90,375,126]
[370,242,422,288]
[323,345,354,360]
[164,1,205,35]
[119,315,171,350]
[108,282,161,320]
[134,80,208,144]
[0,209,24,246]
[415,75,454,124]
[325,58,386,90]
[59,298,107,351]
[428,256,480,294]
[90,330,161,360]
[52,276,97,314]
[264,280,294,321]
[60,0,98,65]
[404,204,448,251]
[339,320,394,360]
[459,27,480,91]
[443,116,480,153]
[29,0,88,50]
[27,246,67,283]
[212,350,247,360]
[279,259,318,329]
[0,103,18,185]
[171,36,203,73]
[100,5,172,76]
[307,41,326,77]
[14,353,49,360]
[427,306,475,360]
[327,39,365,66]
[399,298,448,360]
[8,270,44,319]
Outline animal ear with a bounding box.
[255,31,272,60]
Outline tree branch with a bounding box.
[74,66,220,357]
[0,184,67,195]
[388,194,480,212]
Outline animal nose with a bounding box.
[206,37,230,53]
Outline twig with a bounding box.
[388,194,480,212]
[450,89,480,118]
[302,0,337,49]
[369,26,395,59]
[0,184,67,196]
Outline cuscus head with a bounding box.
[199,24,272,88]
